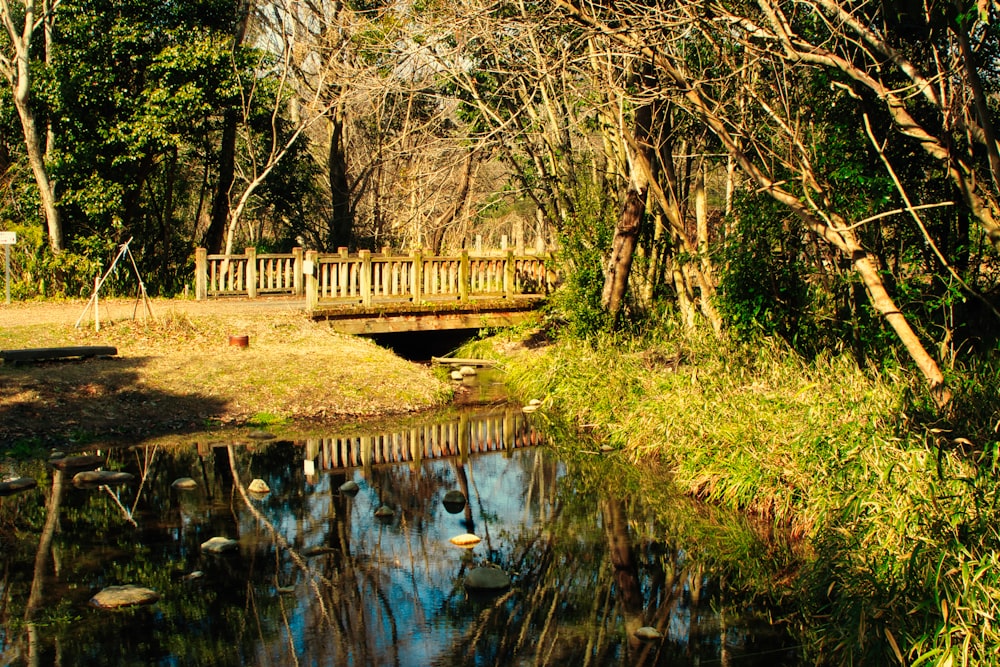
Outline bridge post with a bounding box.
[195,248,207,300]
[245,247,257,298]
[459,412,470,462]
[411,249,423,303]
[505,250,515,298]
[504,410,515,455]
[304,250,318,312]
[359,250,372,307]
[292,247,303,296]
[459,250,469,302]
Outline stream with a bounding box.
[0,403,801,666]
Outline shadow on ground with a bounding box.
[0,355,228,445]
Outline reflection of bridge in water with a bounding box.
[303,408,542,472]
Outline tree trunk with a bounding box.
[13,96,62,252]
[602,185,645,315]
[2,0,63,252]
[843,229,951,404]
[602,63,656,317]
[7,15,63,253]
[161,148,178,289]
[601,499,644,649]
[328,110,353,249]
[203,0,254,254]
[203,109,238,254]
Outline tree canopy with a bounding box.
[1,0,998,400]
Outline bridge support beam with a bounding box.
[313,302,539,334]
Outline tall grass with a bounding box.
[463,324,1000,665]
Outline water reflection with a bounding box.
[0,407,799,666]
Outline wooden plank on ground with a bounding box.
[430,357,498,367]
[0,346,118,362]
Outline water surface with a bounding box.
[0,406,799,666]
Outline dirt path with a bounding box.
[0,296,307,328]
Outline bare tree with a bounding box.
[216,0,352,256]
[552,0,956,403]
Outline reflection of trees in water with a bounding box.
[0,427,792,667]
[227,445,402,667]
[433,460,771,667]
[0,445,291,667]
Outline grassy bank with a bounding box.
[465,324,1000,665]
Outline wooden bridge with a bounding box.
[194,246,552,334]
[300,408,542,473]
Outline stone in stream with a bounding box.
[172,477,198,490]
[339,480,360,496]
[303,545,338,557]
[50,454,104,471]
[442,489,467,513]
[73,470,135,486]
[449,533,481,547]
[634,626,663,641]
[0,477,37,496]
[201,537,239,554]
[247,430,276,440]
[374,505,394,519]
[247,478,270,494]
[90,585,160,609]
[464,567,511,591]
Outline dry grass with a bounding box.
[0,298,452,446]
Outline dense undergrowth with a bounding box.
[463,322,1000,666]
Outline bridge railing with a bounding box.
[194,247,303,299]
[301,408,542,472]
[305,249,550,310]
[194,247,551,306]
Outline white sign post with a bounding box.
[0,231,15,305]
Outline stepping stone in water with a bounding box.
[449,533,481,547]
[73,470,135,486]
[51,455,104,471]
[201,537,238,554]
[0,477,37,496]
[248,479,270,494]
[90,585,160,609]
[442,489,467,513]
[464,567,511,591]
